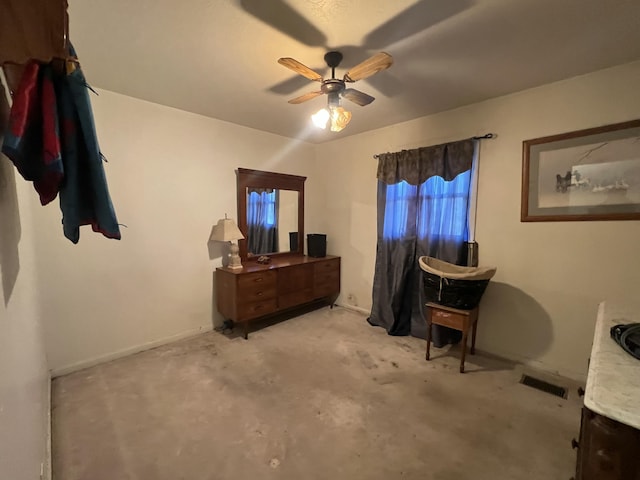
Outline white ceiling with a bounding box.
[68,0,640,143]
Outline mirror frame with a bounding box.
[236,168,306,261]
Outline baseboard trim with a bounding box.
[473,347,587,383]
[50,325,212,378]
[336,303,370,316]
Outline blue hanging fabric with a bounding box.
[2,44,121,243]
[369,140,476,344]
[55,45,121,243]
[246,190,277,254]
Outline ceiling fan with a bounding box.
[241,0,471,97]
[278,51,393,131]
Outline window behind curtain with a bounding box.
[247,190,276,227]
[382,181,417,240]
[383,170,471,242]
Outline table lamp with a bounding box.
[210,215,245,269]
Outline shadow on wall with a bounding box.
[0,81,21,306]
[207,238,228,264]
[480,281,554,361]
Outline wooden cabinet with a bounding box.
[313,258,341,298]
[573,302,640,480]
[575,407,640,480]
[1,0,69,65]
[216,255,340,337]
[278,263,313,310]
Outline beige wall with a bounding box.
[11,60,640,384]
[0,90,50,478]
[316,60,640,381]
[2,46,636,480]
[33,90,319,375]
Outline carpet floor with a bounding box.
[52,306,582,480]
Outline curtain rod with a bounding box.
[372,133,496,159]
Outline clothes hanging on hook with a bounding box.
[2,61,64,205]
[2,44,121,243]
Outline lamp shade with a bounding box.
[210,217,244,242]
[311,104,351,132]
[311,108,330,129]
[330,106,351,132]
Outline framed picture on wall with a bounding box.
[521,118,640,222]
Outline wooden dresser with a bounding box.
[572,301,640,479]
[216,255,340,338]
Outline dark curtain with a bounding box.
[247,189,278,254]
[368,139,476,346]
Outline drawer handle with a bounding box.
[257,292,263,296]
[254,278,263,282]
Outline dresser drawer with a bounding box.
[430,309,465,330]
[279,288,314,310]
[315,281,339,298]
[237,270,276,290]
[314,269,339,286]
[240,283,277,303]
[278,264,313,294]
[237,298,277,321]
[314,258,340,273]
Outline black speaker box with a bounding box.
[289,232,298,251]
[307,234,327,257]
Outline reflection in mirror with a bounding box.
[237,168,306,261]
[246,188,298,255]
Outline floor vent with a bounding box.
[520,374,567,399]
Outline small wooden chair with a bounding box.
[425,302,479,373]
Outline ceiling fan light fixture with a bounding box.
[329,106,351,132]
[282,50,392,134]
[311,108,330,129]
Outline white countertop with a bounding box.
[584,301,640,429]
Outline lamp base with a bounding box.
[228,242,243,270]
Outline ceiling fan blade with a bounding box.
[344,52,393,82]
[239,0,326,47]
[288,91,324,104]
[342,88,375,106]
[278,58,323,82]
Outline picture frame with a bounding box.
[521,119,640,222]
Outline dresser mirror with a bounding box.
[236,168,306,261]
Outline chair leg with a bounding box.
[460,329,468,373]
[425,311,432,361]
[471,317,478,355]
